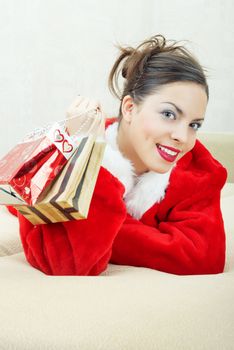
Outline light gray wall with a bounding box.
[0,0,233,157]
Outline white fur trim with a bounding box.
[124,169,172,219]
[101,122,136,196]
[102,121,173,219]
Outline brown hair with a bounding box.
[108,34,209,121]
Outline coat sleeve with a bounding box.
[16,167,127,276]
[110,177,227,276]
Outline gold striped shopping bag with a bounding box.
[14,96,106,224]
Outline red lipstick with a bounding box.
[156,144,181,163]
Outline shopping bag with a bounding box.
[0,123,77,206]
[13,96,106,224]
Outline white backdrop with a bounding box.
[0,0,233,157]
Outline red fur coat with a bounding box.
[7,118,227,276]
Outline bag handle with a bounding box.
[65,96,105,139]
[22,95,106,142]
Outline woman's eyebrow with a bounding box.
[161,102,204,121]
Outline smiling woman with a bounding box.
[11,34,228,276]
[116,81,208,174]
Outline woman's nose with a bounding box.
[171,123,189,144]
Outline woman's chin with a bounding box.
[135,155,176,175]
[147,159,176,174]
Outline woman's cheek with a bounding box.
[142,118,157,135]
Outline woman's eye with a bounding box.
[190,122,202,131]
[162,110,176,120]
[161,111,202,131]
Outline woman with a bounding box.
[9,34,227,276]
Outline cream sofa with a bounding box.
[0,133,234,350]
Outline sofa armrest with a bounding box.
[198,132,234,183]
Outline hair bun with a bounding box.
[121,35,166,80]
[136,34,166,52]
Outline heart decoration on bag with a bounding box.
[62,140,73,153]
[54,129,74,154]
[54,129,64,143]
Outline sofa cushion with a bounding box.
[0,205,22,256]
[0,252,234,350]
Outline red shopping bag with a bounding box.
[0,122,77,206]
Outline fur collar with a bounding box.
[101,121,173,219]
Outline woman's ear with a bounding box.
[121,95,135,123]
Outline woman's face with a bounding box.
[119,81,208,174]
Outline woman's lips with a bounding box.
[156,143,181,162]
